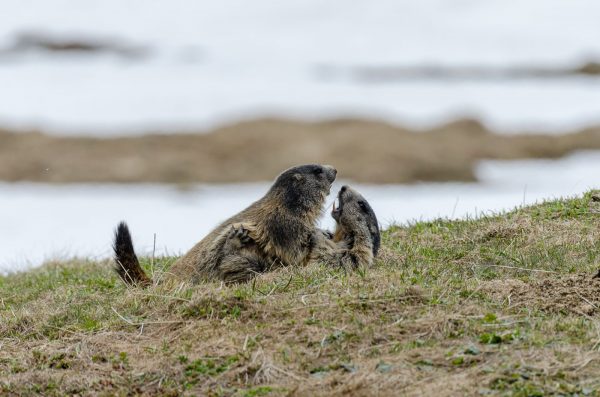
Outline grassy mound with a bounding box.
[2,191,600,396]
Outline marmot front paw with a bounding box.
[225,224,255,250]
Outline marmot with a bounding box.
[113,164,337,285]
[311,185,380,269]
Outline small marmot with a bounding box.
[311,185,380,269]
[113,164,337,285]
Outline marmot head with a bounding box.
[270,164,337,216]
[332,185,380,256]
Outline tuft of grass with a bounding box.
[1,191,600,395]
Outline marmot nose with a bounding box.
[340,185,348,193]
[323,165,337,182]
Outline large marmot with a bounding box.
[113,164,337,285]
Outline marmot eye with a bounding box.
[313,168,324,175]
[358,201,368,212]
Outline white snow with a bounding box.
[0,0,599,134]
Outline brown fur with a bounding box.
[112,164,337,286]
[169,164,337,283]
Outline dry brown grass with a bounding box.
[2,191,600,396]
[2,117,600,184]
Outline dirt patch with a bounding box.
[2,118,600,184]
[0,31,149,60]
[350,61,600,83]
[482,274,600,315]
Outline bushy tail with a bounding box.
[113,221,152,287]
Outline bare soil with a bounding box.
[483,274,600,316]
[2,118,600,184]
[0,31,149,59]
[351,61,600,82]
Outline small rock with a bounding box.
[464,346,480,355]
[376,361,393,373]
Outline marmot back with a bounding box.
[112,164,337,286]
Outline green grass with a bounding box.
[1,191,600,396]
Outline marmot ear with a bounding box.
[293,173,304,181]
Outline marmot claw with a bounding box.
[228,224,254,246]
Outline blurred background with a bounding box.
[1,0,599,271]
